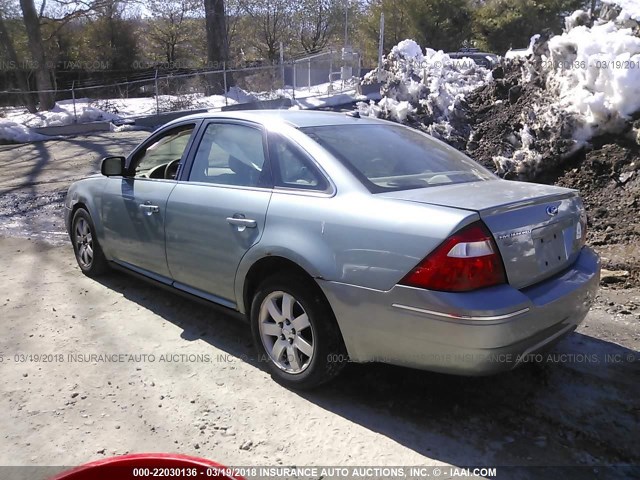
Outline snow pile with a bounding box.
[494,6,640,176]
[26,100,121,127]
[361,3,640,179]
[0,100,126,143]
[564,10,591,31]
[603,0,640,21]
[393,39,424,59]
[547,21,640,128]
[357,39,492,145]
[0,121,49,143]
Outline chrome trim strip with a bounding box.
[173,282,237,310]
[113,260,173,285]
[391,304,530,321]
[272,187,335,198]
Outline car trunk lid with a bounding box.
[379,179,586,289]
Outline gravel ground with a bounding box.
[0,133,639,480]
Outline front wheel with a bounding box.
[71,208,109,276]
[250,273,347,389]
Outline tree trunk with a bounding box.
[0,13,37,112]
[19,0,56,110]
[204,0,230,93]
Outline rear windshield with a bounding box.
[302,124,495,192]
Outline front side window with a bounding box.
[188,123,268,188]
[302,124,495,192]
[131,124,195,179]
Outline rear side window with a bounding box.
[188,123,269,188]
[302,124,495,193]
[268,133,328,191]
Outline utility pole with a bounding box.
[341,0,353,82]
[344,0,349,49]
[377,13,384,82]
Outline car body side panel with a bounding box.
[101,177,177,278]
[165,183,272,304]
[233,190,477,311]
[64,176,108,249]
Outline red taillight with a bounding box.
[400,221,506,292]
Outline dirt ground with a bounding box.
[0,133,639,479]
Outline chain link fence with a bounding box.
[0,50,363,123]
[286,49,362,96]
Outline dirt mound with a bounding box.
[462,58,577,177]
[556,136,640,245]
[462,61,640,244]
[462,63,640,281]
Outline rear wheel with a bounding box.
[71,208,109,276]
[250,273,347,389]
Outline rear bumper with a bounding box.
[319,246,600,375]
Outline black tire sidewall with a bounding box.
[250,273,346,389]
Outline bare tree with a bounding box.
[19,0,56,110]
[239,0,292,62]
[203,0,229,92]
[205,0,228,65]
[40,0,107,37]
[296,0,341,54]
[82,0,139,71]
[0,4,37,112]
[147,0,200,65]
[224,0,241,57]
[16,0,118,111]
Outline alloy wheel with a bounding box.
[74,217,94,269]
[258,291,315,373]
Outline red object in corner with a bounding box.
[48,453,247,480]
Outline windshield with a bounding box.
[302,124,495,192]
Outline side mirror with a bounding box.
[101,156,125,177]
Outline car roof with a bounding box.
[165,109,384,129]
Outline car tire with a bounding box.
[250,273,347,389]
[71,208,109,277]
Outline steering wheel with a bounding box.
[164,159,181,180]
[147,163,167,179]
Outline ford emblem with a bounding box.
[546,205,559,216]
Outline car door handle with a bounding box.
[226,216,257,228]
[140,203,159,214]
